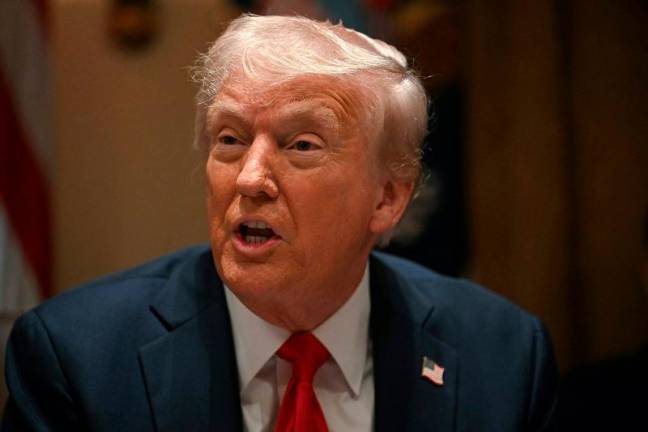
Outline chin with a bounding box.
[219,259,289,296]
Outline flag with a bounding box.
[421,356,445,385]
[0,0,52,404]
[0,0,52,313]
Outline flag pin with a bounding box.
[421,356,445,385]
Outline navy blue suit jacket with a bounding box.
[2,245,557,431]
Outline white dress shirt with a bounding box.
[224,265,374,432]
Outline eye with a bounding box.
[219,135,239,145]
[294,140,314,151]
[287,137,324,152]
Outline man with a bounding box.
[2,14,557,431]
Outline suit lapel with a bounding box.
[370,254,458,432]
[139,249,243,432]
[137,248,457,431]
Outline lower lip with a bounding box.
[232,233,282,256]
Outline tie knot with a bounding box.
[277,332,330,383]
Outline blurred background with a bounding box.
[1,0,647,415]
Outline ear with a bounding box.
[369,178,415,236]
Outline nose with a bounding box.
[235,136,279,199]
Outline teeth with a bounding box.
[245,235,268,244]
[243,221,269,229]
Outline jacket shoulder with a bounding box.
[371,251,551,360]
[35,245,210,315]
[372,251,531,323]
[2,246,212,431]
[23,245,212,343]
[372,252,558,430]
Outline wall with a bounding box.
[467,0,648,369]
[53,0,237,292]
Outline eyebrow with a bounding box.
[208,98,340,132]
[207,99,252,128]
[277,103,339,129]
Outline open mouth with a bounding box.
[237,221,281,245]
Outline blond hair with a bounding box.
[192,14,428,182]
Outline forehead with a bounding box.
[208,74,368,126]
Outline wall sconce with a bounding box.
[109,0,158,52]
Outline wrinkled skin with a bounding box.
[205,74,414,330]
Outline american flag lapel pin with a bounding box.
[421,356,445,386]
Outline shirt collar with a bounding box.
[224,263,371,397]
[224,286,289,394]
[312,264,370,397]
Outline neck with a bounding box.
[243,259,369,331]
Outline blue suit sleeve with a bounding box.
[2,310,83,431]
[527,318,559,431]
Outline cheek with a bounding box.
[291,172,377,242]
[205,161,237,227]
[206,158,238,195]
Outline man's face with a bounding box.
[205,75,395,329]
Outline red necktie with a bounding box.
[274,332,330,432]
